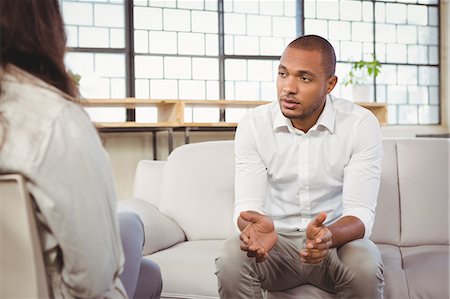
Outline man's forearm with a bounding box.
[328,216,365,248]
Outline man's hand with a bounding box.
[239,211,277,263]
[300,212,332,264]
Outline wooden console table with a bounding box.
[83,98,387,159]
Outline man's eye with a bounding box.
[300,76,311,82]
[278,72,287,78]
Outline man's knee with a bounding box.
[215,236,251,279]
[337,239,384,297]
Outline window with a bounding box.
[62,0,440,125]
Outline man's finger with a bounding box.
[312,212,327,227]
[240,211,261,224]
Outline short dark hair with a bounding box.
[0,0,78,98]
[287,35,336,77]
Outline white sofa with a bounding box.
[119,138,450,299]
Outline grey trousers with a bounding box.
[215,231,384,299]
[118,211,163,299]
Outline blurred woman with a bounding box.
[0,1,161,298]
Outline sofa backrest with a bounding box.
[158,141,236,241]
[396,139,449,246]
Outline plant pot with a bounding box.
[352,85,373,102]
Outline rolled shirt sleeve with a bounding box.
[342,112,383,238]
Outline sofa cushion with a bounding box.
[118,198,185,255]
[401,245,450,299]
[132,160,166,207]
[376,244,409,299]
[397,139,450,246]
[158,141,236,241]
[146,240,224,299]
[371,139,401,245]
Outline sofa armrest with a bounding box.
[133,160,166,207]
[118,198,186,255]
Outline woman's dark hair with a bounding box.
[0,0,78,98]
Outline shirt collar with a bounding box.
[272,94,336,134]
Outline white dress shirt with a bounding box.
[0,66,127,298]
[234,95,383,238]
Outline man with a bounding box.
[215,35,384,298]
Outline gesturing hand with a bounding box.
[239,211,277,263]
[300,212,333,264]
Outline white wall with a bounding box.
[106,5,450,199]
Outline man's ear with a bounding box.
[325,75,338,94]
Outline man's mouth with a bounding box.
[280,97,300,109]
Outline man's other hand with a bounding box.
[300,212,332,264]
[239,211,277,263]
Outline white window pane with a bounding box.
[362,1,374,22]
[397,25,417,44]
[248,60,273,81]
[63,2,93,25]
[136,107,158,123]
[134,30,149,53]
[386,44,407,63]
[388,105,397,124]
[225,108,247,123]
[135,79,150,98]
[192,11,218,33]
[164,9,190,31]
[398,105,417,124]
[408,86,428,104]
[179,80,206,99]
[375,24,396,43]
[397,65,417,85]
[260,0,283,15]
[418,26,438,45]
[164,57,191,79]
[407,5,428,25]
[85,107,126,122]
[340,41,362,61]
[235,82,260,100]
[178,33,205,55]
[376,85,386,103]
[284,0,296,17]
[135,56,163,78]
[304,0,316,18]
[234,36,260,55]
[150,79,178,98]
[206,81,219,99]
[418,105,439,124]
[205,0,218,11]
[329,21,351,41]
[225,59,247,81]
[65,52,95,75]
[408,45,428,64]
[177,0,204,10]
[429,46,439,65]
[66,26,78,47]
[224,13,246,34]
[377,64,396,85]
[192,107,219,122]
[304,19,328,39]
[148,0,176,8]
[429,86,439,104]
[352,22,373,42]
[225,81,235,99]
[149,31,177,53]
[224,35,234,55]
[134,7,163,30]
[418,66,439,86]
[272,17,296,37]
[233,0,258,13]
[429,7,438,26]
[80,75,110,98]
[110,28,125,48]
[261,82,276,101]
[184,107,193,122]
[205,34,218,55]
[387,85,407,104]
[79,27,109,47]
[385,3,407,24]
[340,1,362,21]
[95,54,125,77]
[193,58,219,80]
[94,4,124,27]
[316,1,339,19]
[375,43,386,63]
[111,78,125,98]
[260,37,285,56]
[247,15,272,36]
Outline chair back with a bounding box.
[0,174,50,298]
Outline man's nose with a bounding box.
[283,77,297,94]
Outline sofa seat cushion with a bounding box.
[401,245,450,299]
[377,244,409,299]
[145,240,225,299]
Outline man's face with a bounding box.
[276,47,337,130]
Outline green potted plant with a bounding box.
[342,54,382,102]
